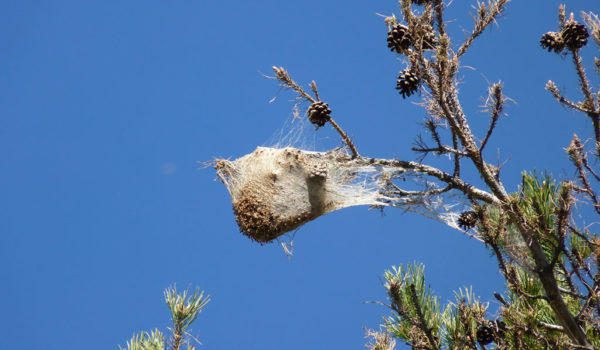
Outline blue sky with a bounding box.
[1,0,598,349]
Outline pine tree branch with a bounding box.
[411,145,469,156]
[414,5,593,346]
[452,133,461,177]
[433,0,446,36]
[539,322,564,332]
[570,51,597,112]
[427,60,591,347]
[557,259,579,297]
[569,225,600,248]
[384,179,452,197]
[328,117,360,159]
[456,0,510,58]
[480,82,505,152]
[271,66,317,104]
[506,202,593,348]
[354,157,499,204]
[270,66,359,158]
[408,284,440,350]
[567,135,600,215]
[546,81,594,115]
[576,280,600,321]
[570,50,600,142]
[558,287,585,299]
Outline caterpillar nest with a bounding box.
[215,147,390,243]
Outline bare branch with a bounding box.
[567,135,600,214]
[539,322,564,332]
[456,0,511,58]
[433,0,446,36]
[569,50,600,142]
[546,80,595,114]
[354,156,500,204]
[411,145,469,157]
[480,82,505,152]
[271,66,316,104]
[452,133,461,177]
[328,118,360,158]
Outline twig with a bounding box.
[456,0,510,58]
[570,51,597,113]
[546,81,594,114]
[353,156,500,204]
[271,66,316,103]
[426,119,443,150]
[311,80,320,102]
[452,133,461,177]
[539,322,564,332]
[567,135,600,214]
[328,118,360,158]
[574,138,600,183]
[433,0,446,36]
[558,287,585,299]
[409,284,440,350]
[385,179,452,197]
[558,259,578,297]
[576,280,600,321]
[411,145,469,156]
[569,225,600,248]
[270,66,360,158]
[569,50,600,142]
[480,82,505,152]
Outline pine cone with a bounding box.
[307,101,331,127]
[562,21,589,49]
[387,24,412,54]
[396,69,419,98]
[476,324,495,345]
[412,0,430,5]
[540,32,564,53]
[457,211,478,230]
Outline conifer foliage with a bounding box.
[261,1,600,349]
[366,2,600,349]
[119,287,210,350]
[125,1,600,349]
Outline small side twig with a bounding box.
[411,145,469,157]
[271,66,316,103]
[546,81,594,115]
[567,135,600,214]
[329,118,360,158]
[480,82,505,152]
[409,284,440,350]
[569,50,600,142]
[452,132,461,177]
[456,0,510,58]
[271,66,360,158]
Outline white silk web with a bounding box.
[215,140,475,243]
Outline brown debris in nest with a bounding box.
[216,147,341,243]
[233,193,312,243]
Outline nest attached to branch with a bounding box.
[215,146,470,243]
[215,147,389,242]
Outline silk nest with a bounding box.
[215,146,470,243]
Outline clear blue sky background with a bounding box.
[1,1,598,349]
